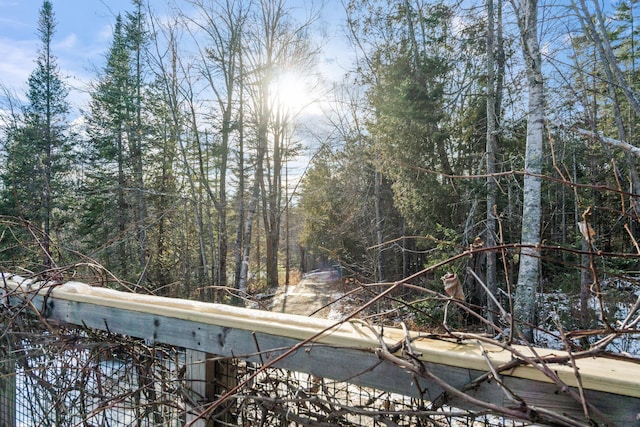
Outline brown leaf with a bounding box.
[578,221,596,241]
[441,273,465,300]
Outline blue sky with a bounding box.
[0,0,147,102]
[0,0,350,111]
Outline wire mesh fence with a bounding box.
[1,313,531,427]
[4,321,185,427]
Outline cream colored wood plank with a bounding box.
[3,274,640,405]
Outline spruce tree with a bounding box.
[81,3,153,285]
[125,0,150,285]
[81,15,134,278]
[0,0,72,268]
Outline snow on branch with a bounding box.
[553,121,640,158]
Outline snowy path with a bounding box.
[269,270,341,318]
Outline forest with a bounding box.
[1,0,639,347]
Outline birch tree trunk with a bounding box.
[485,0,498,328]
[510,0,545,342]
[374,170,384,282]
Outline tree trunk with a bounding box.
[511,0,544,343]
[374,170,384,282]
[572,0,640,222]
[485,0,498,328]
[239,173,261,296]
[234,72,246,292]
[580,238,591,327]
[131,1,148,287]
[183,100,211,293]
[574,0,640,115]
[218,115,229,291]
[285,161,290,286]
[263,118,283,289]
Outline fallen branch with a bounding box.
[555,123,640,158]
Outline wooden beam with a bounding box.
[3,274,640,425]
[0,334,16,427]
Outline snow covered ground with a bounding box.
[535,284,640,355]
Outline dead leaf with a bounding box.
[441,273,465,300]
[578,221,596,241]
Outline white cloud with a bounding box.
[55,33,78,51]
[96,23,115,43]
[0,37,37,91]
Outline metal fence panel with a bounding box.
[1,319,529,427]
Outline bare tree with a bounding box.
[570,0,640,212]
[243,0,319,289]
[186,0,248,296]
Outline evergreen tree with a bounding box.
[126,0,150,285]
[0,0,72,267]
[347,0,471,243]
[81,15,133,278]
[81,5,151,285]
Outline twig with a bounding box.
[466,267,510,325]
[368,324,591,426]
[476,340,525,406]
[624,223,640,254]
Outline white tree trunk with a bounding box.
[511,0,544,342]
[238,178,260,296]
[486,0,498,328]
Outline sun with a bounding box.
[270,70,318,116]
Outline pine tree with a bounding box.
[0,0,72,267]
[81,15,134,278]
[81,5,152,284]
[126,0,150,285]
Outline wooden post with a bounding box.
[212,358,237,426]
[185,350,238,427]
[185,350,215,427]
[0,350,16,427]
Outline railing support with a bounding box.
[185,350,215,427]
[185,350,238,427]
[0,345,16,427]
[4,274,640,426]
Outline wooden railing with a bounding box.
[2,273,639,426]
